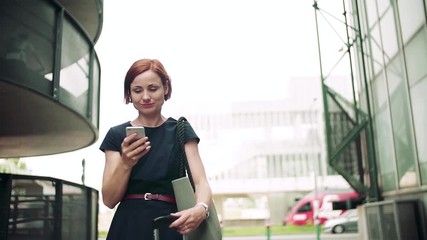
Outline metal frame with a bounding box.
[312,0,381,201]
[0,173,98,240]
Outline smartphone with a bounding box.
[126,126,145,139]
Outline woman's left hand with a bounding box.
[169,204,206,234]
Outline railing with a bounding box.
[0,173,98,240]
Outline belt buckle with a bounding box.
[144,193,152,200]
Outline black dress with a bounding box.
[99,117,199,240]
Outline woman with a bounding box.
[100,58,212,239]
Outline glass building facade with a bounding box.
[315,0,427,238]
[358,0,427,191]
[0,0,102,238]
[0,0,102,157]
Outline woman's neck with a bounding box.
[131,115,166,127]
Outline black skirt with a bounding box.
[106,199,182,240]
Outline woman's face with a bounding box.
[130,70,168,115]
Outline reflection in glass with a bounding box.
[375,109,397,191]
[9,179,55,238]
[91,58,101,127]
[398,0,425,43]
[380,9,399,62]
[0,0,55,92]
[405,28,427,86]
[405,29,427,185]
[60,17,91,116]
[387,56,417,188]
[62,184,87,240]
[410,77,427,185]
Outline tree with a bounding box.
[0,158,29,174]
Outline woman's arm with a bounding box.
[170,140,212,234]
[102,135,151,209]
[185,140,212,208]
[102,150,132,208]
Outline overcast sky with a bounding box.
[21,0,346,192]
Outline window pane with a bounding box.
[410,76,427,185]
[380,8,399,61]
[375,107,397,191]
[60,17,90,117]
[369,24,384,75]
[62,184,87,240]
[365,0,378,28]
[387,56,418,188]
[9,179,55,238]
[398,0,426,43]
[91,57,100,128]
[376,0,391,17]
[405,27,427,86]
[372,71,398,191]
[372,71,397,191]
[381,203,398,239]
[0,0,55,95]
[372,72,388,111]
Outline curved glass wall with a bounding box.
[91,58,101,128]
[0,0,56,91]
[60,15,91,119]
[0,0,100,129]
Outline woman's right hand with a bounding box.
[121,134,151,167]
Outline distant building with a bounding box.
[184,76,354,226]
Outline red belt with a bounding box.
[123,193,176,204]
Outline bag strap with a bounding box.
[177,116,195,191]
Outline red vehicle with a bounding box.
[285,188,360,226]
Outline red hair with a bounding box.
[124,59,172,103]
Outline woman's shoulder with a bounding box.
[162,117,177,131]
[165,116,195,127]
[165,117,177,123]
[163,116,194,131]
[100,121,131,152]
[167,116,193,124]
[109,121,132,133]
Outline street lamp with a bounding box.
[310,98,321,240]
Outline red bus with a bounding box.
[285,188,360,226]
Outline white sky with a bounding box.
[21,0,344,193]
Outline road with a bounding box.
[223,233,360,240]
[99,233,360,240]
